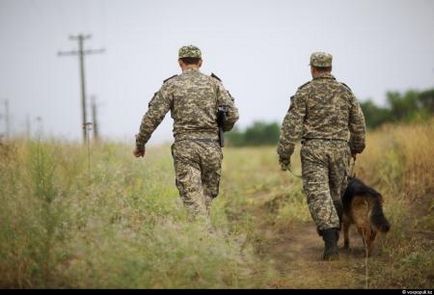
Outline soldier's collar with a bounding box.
[313,73,335,80]
[183,67,200,73]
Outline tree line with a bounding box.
[226,88,434,147]
[360,88,434,129]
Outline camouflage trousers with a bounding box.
[301,139,351,232]
[171,139,223,219]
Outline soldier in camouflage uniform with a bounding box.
[134,45,239,221]
[277,52,366,260]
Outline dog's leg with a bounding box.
[367,229,377,256]
[365,226,372,257]
[358,227,367,247]
[358,225,373,258]
[343,219,350,250]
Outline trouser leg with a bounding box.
[301,144,340,232]
[172,142,207,219]
[328,144,351,228]
[200,142,222,216]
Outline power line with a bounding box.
[58,34,105,143]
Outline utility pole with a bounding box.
[35,116,43,139]
[58,34,104,143]
[90,95,99,142]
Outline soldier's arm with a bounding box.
[216,82,239,131]
[277,90,307,159]
[348,94,366,155]
[136,84,172,150]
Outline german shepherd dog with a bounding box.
[342,177,391,256]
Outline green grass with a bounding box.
[0,119,433,288]
[0,141,274,288]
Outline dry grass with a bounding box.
[0,119,432,288]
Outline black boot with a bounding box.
[321,228,339,260]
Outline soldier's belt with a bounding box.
[176,138,219,144]
[302,138,348,144]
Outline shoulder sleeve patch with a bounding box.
[227,90,235,101]
[163,74,178,83]
[210,73,222,81]
[340,82,352,92]
[298,81,311,90]
[288,95,295,111]
[148,92,160,108]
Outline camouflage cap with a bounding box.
[309,51,333,67]
[178,45,202,59]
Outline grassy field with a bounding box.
[0,119,433,288]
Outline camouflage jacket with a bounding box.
[136,68,239,148]
[277,73,366,158]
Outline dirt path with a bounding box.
[247,194,373,288]
[263,223,369,288]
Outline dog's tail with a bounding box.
[371,197,391,233]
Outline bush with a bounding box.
[226,121,280,147]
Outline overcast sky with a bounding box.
[1,0,433,144]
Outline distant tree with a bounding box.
[226,121,280,147]
[225,127,245,147]
[417,89,434,113]
[386,90,419,122]
[361,88,433,129]
[360,100,392,129]
[244,121,280,146]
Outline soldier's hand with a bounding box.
[279,157,290,171]
[133,147,145,158]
